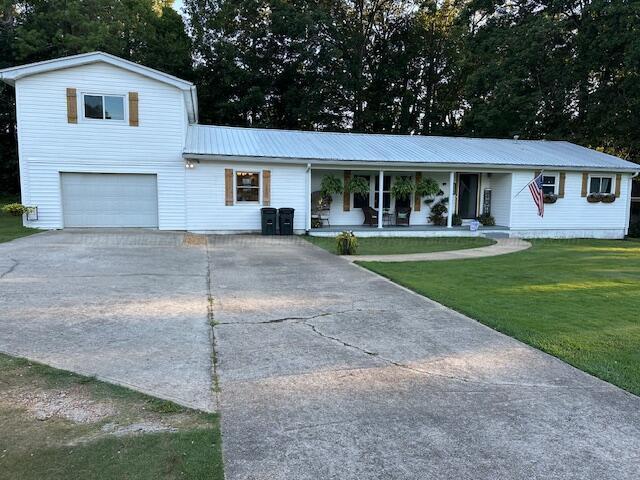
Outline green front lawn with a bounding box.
[0,354,224,479]
[0,196,39,243]
[305,235,495,255]
[360,239,640,396]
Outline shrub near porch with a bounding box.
[361,239,640,396]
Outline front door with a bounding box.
[458,174,479,219]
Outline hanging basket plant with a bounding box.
[335,231,358,255]
[347,176,370,200]
[390,177,415,201]
[319,175,344,202]
[415,177,440,198]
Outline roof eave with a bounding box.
[182,153,640,173]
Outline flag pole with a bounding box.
[514,170,544,198]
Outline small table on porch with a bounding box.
[382,210,394,226]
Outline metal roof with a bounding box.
[184,125,639,171]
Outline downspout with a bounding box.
[305,163,312,232]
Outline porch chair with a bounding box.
[361,205,379,226]
[311,191,331,227]
[395,207,411,226]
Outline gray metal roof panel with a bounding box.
[183,125,639,171]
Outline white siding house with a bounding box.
[1,52,638,239]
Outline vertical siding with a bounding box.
[16,63,187,230]
[488,173,512,227]
[510,170,630,233]
[186,162,307,232]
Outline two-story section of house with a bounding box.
[1,52,638,238]
[1,52,197,230]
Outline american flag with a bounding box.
[528,173,544,217]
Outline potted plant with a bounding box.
[1,203,35,217]
[415,177,440,198]
[390,176,415,201]
[426,197,449,226]
[543,194,558,204]
[477,213,495,226]
[601,194,616,203]
[587,193,602,203]
[319,175,344,204]
[452,213,462,226]
[347,176,370,202]
[335,230,358,255]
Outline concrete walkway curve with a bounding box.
[342,237,531,262]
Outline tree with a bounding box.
[0,0,17,194]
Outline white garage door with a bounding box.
[61,173,158,228]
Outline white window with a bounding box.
[83,94,125,121]
[542,175,557,195]
[589,175,613,195]
[236,171,260,202]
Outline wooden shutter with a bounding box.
[66,88,77,124]
[262,170,271,206]
[343,170,351,212]
[558,172,566,198]
[615,174,622,197]
[225,169,234,206]
[581,173,589,197]
[129,92,139,127]
[414,172,422,211]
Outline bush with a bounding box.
[1,203,32,217]
[335,230,358,255]
[629,215,640,238]
[477,213,496,226]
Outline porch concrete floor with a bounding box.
[209,235,640,480]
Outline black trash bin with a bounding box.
[278,208,295,235]
[261,207,277,235]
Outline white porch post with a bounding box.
[306,164,312,231]
[447,171,455,228]
[378,170,384,229]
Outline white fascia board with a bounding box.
[0,52,194,90]
[181,153,640,174]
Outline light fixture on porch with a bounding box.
[185,159,198,169]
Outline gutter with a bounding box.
[181,153,639,174]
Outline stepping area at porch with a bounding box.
[309,224,510,237]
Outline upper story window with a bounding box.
[83,94,125,121]
[236,171,260,202]
[542,175,557,195]
[589,176,613,195]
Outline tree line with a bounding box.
[1,0,638,194]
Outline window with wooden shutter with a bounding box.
[343,171,351,212]
[262,170,271,206]
[66,88,78,123]
[129,92,139,126]
[558,172,566,198]
[414,172,422,211]
[581,173,589,197]
[224,169,234,205]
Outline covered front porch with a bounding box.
[307,167,512,234]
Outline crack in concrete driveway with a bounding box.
[208,235,640,480]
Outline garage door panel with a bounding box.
[61,173,158,228]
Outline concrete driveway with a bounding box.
[0,230,213,411]
[210,236,640,480]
